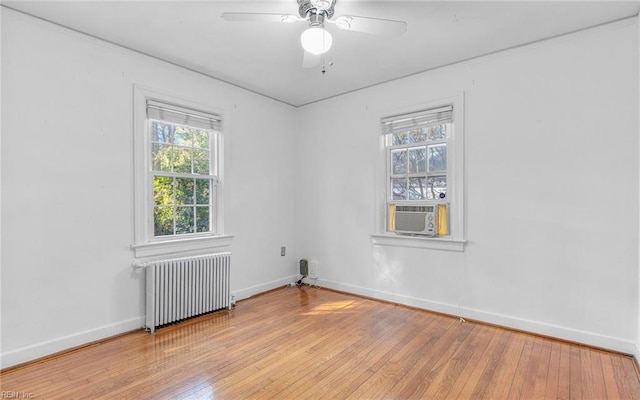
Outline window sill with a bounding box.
[131,234,234,258]
[371,233,465,252]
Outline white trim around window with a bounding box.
[132,85,233,258]
[372,93,466,252]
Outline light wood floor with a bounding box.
[2,287,640,399]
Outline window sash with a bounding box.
[148,119,218,178]
[381,105,453,136]
[147,100,222,131]
[152,175,218,237]
[386,138,446,150]
[149,173,218,237]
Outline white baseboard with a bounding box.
[1,316,144,369]
[232,275,298,302]
[319,278,637,355]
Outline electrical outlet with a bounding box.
[281,246,286,256]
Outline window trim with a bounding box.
[132,85,232,258]
[373,93,465,251]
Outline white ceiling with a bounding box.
[4,1,640,107]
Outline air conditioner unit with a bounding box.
[389,203,448,236]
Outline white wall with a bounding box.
[1,9,298,368]
[296,18,639,353]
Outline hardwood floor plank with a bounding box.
[377,315,460,399]
[583,346,608,399]
[557,341,573,399]
[394,319,476,399]
[292,306,420,399]
[530,338,553,399]
[427,323,497,399]
[506,333,535,399]
[228,328,362,399]
[543,341,562,399]
[480,331,528,399]
[338,321,428,398]
[611,352,640,400]
[345,315,453,399]
[302,316,418,396]
[600,351,623,399]
[569,345,583,399]
[2,287,640,399]
[462,328,510,399]
[421,324,483,399]
[518,337,542,398]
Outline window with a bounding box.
[385,106,451,203]
[373,95,465,251]
[132,86,232,258]
[148,101,219,237]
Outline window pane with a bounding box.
[392,149,407,174]
[428,144,447,172]
[175,207,195,234]
[391,128,429,145]
[408,177,427,200]
[173,147,192,173]
[391,132,408,146]
[391,178,407,200]
[408,146,426,173]
[411,128,429,143]
[153,176,173,206]
[428,124,448,141]
[154,206,174,236]
[174,127,193,146]
[195,179,210,204]
[175,178,194,205]
[193,149,210,174]
[151,121,173,144]
[427,176,447,200]
[152,143,172,172]
[193,130,210,149]
[196,206,210,233]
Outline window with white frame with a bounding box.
[384,106,451,204]
[132,87,231,258]
[147,101,220,237]
[375,95,464,251]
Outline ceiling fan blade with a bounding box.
[221,12,303,23]
[303,51,321,68]
[330,15,407,37]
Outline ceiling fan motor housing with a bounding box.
[298,0,336,19]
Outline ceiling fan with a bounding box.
[221,0,407,69]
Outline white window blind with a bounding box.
[147,100,222,131]
[381,105,453,135]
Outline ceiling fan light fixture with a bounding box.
[300,26,333,55]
